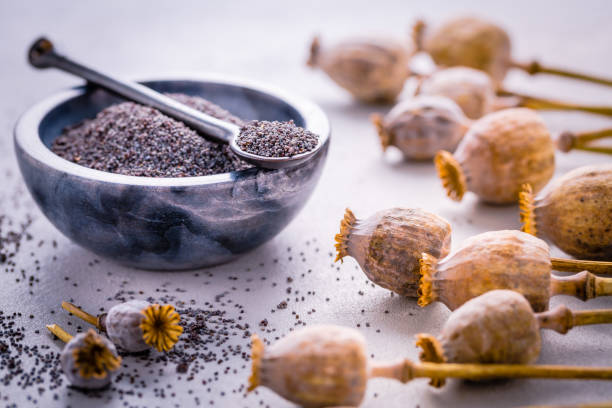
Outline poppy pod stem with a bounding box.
[537,305,612,334]
[411,19,426,52]
[61,302,102,329]
[306,36,320,68]
[557,128,612,155]
[511,60,612,88]
[550,258,612,275]
[334,208,357,262]
[499,89,612,118]
[371,113,391,151]
[519,183,537,236]
[370,359,612,388]
[434,150,466,202]
[550,271,612,301]
[46,324,73,343]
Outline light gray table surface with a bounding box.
[1,1,611,407]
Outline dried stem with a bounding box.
[306,36,320,68]
[551,258,612,275]
[370,359,612,388]
[46,324,73,343]
[550,271,612,301]
[511,60,612,88]
[566,145,612,155]
[412,20,426,52]
[499,89,612,118]
[61,301,101,329]
[572,309,612,327]
[557,128,612,155]
[537,304,612,334]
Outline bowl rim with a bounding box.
[14,73,331,187]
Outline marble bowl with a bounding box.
[14,75,330,270]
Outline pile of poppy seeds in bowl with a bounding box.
[51,93,319,177]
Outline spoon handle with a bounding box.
[27,37,238,144]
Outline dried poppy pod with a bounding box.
[307,36,412,103]
[418,67,496,120]
[416,290,612,387]
[61,300,183,352]
[435,108,555,204]
[335,207,451,296]
[520,164,612,261]
[248,325,368,407]
[413,17,612,87]
[249,324,612,404]
[418,67,612,120]
[46,325,121,389]
[418,230,612,312]
[371,95,470,159]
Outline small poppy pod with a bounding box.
[417,16,511,84]
[62,300,183,352]
[248,325,369,408]
[371,95,470,159]
[307,36,412,103]
[520,164,612,260]
[418,229,612,312]
[59,329,121,389]
[335,208,451,297]
[435,108,555,204]
[418,66,496,120]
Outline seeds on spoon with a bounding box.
[236,120,319,158]
[435,108,555,204]
[418,229,612,312]
[307,36,412,103]
[62,300,183,352]
[371,95,470,159]
[46,325,121,389]
[520,164,612,260]
[335,208,451,297]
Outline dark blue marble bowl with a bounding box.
[14,75,330,270]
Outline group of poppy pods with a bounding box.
[308,15,612,185]
[245,16,612,408]
[250,193,612,406]
[46,300,183,389]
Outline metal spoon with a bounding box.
[27,37,321,170]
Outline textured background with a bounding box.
[1,1,611,407]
